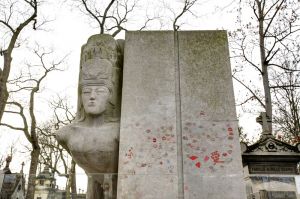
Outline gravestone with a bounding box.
[117,31,246,199]
[242,113,300,199]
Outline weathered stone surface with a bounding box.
[179,31,245,199]
[118,31,178,198]
[118,31,246,198]
[56,34,123,199]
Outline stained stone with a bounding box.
[117,31,247,199]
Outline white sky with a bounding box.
[0,0,262,192]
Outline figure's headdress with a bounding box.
[79,58,113,91]
[77,34,124,121]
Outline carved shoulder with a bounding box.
[56,125,74,152]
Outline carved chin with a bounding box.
[84,109,105,116]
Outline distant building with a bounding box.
[242,113,300,199]
[34,166,86,199]
[0,156,25,199]
[34,166,65,199]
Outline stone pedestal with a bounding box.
[117,31,247,199]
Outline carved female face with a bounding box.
[81,85,110,116]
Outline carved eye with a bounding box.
[82,89,91,94]
[96,87,109,94]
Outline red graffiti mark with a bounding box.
[228,127,234,136]
[146,129,151,133]
[204,156,210,162]
[162,136,166,141]
[189,155,198,160]
[195,162,201,168]
[222,153,228,157]
[125,148,134,159]
[188,143,197,149]
[141,163,147,167]
[184,186,189,191]
[211,151,224,164]
[153,138,157,143]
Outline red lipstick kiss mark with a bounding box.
[189,155,198,160]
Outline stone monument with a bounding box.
[242,112,300,199]
[56,34,123,199]
[57,31,247,199]
[117,31,247,198]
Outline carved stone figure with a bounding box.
[56,34,123,199]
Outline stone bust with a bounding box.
[56,34,123,199]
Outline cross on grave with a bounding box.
[256,112,273,138]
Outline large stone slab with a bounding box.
[117,31,178,199]
[117,31,246,199]
[179,32,245,199]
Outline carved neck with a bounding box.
[83,114,105,127]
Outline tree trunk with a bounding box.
[257,0,273,132]
[0,53,12,122]
[66,179,71,199]
[25,147,40,199]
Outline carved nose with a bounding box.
[90,96,95,100]
[90,91,96,100]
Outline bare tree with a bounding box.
[272,69,300,144]
[171,0,198,31]
[73,0,138,37]
[0,143,17,168]
[38,96,77,198]
[0,47,66,199]
[231,0,300,133]
[0,0,38,123]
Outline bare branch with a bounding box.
[233,75,266,108]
